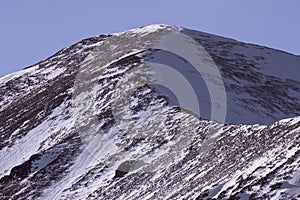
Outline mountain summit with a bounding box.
[0,24,299,200]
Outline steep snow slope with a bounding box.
[182,29,300,124]
[0,24,299,200]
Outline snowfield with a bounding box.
[0,24,299,200]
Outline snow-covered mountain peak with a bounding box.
[0,25,299,200]
[112,24,183,36]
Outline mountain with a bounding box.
[0,24,299,200]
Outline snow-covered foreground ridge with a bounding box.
[0,24,299,199]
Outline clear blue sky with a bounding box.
[1,0,299,76]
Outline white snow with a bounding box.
[0,101,74,178]
[114,24,169,36]
[0,65,39,85]
[0,24,299,199]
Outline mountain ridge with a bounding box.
[3,23,298,80]
[0,24,299,200]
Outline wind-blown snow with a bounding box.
[0,24,299,200]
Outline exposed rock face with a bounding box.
[0,25,299,200]
[114,160,145,179]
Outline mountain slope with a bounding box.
[0,24,299,200]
